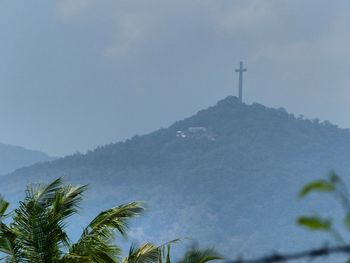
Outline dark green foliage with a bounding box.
[0,179,222,263]
[0,178,146,262]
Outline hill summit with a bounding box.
[2,96,350,257]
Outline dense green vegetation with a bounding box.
[0,178,222,263]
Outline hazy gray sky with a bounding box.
[0,0,349,156]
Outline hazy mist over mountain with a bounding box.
[3,1,350,262]
[2,97,350,257]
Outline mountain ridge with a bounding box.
[0,142,55,175]
[2,96,350,257]
[8,96,349,175]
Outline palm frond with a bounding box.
[0,197,9,218]
[29,177,64,207]
[123,243,160,263]
[51,184,88,221]
[65,232,121,263]
[88,201,146,237]
[0,224,21,262]
[68,201,145,262]
[13,199,59,262]
[179,248,223,263]
[165,244,171,263]
[124,239,182,263]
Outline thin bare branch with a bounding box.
[227,245,350,263]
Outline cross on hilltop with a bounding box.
[235,61,247,103]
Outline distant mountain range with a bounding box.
[1,96,350,258]
[0,143,54,174]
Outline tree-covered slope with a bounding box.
[2,96,350,257]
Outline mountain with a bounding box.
[1,96,350,258]
[0,143,54,174]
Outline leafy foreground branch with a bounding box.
[228,171,350,263]
[0,177,222,263]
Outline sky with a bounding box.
[1,0,350,156]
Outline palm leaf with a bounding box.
[28,177,64,207]
[51,184,88,221]
[67,201,145,263]
[88,201,146,237]
[123,243,159,263]
[179,248,223,263]
[124,239,182,263]
[0,197,9,218]
[0,224,21,262]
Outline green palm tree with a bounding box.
[0,178,145,263]
[0,178,223,263]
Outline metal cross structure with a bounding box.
[235,61,247,103]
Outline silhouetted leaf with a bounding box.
[297,216,331,231]
[299,180,334,198]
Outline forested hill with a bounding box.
[2,96,350,257]
[0,143,54,174]
[8,96,350,176]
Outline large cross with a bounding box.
[235,61,247,103]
